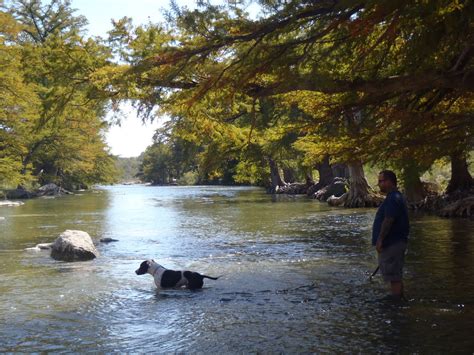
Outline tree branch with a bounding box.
[247,71,474,97]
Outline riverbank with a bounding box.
[1,183,74,200]
[272,176,474,218]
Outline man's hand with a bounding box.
[376,238,383,253]
[376,217,394,253]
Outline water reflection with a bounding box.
[0,186,473,352]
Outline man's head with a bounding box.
[378,170,397,194]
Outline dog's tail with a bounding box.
[202,274,220,280]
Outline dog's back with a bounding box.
[161,270,184,288]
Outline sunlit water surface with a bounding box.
[1,185,473,352]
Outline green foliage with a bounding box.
[0,1,119,190]
[0,9,40,186]
[113,0,473,190]
[8,0,88,43]
[5,0,471,193]
[234,159,267,185]
[140,142,173,184]
[115,156,143,182]
[177,171,198,185]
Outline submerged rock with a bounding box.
[99,237,119,243]
[50,230,99,262]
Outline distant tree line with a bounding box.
[115,155,143,182]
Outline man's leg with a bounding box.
[380,241,407,299]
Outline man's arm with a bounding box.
[376,217,395,253]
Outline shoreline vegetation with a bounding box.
[2,156,473,219]
[1,1,472,218]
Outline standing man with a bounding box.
[372,170,409,300]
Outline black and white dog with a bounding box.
[135,259,219,290]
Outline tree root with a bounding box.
[439,196,474,218]
[312,178,348,201]
[343,191,383,208]
[327,193,347,206]
[276,182,310,195]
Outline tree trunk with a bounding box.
[283,167,296,184]
[332,163,350,179]
[305,171,314,185]
[307,155,335,198]
[402,163,426,207]
[268,158,285,193]
[344,160,381,207]
[446,151,473,194]
[315,155,334,187]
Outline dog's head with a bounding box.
[135,260,152,275]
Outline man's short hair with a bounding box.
[379,170,397,186]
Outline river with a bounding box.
[1,185,473,352]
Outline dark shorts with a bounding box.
[378,240,407,282]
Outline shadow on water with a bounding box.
[1,185,474,352]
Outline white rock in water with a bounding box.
[0,201,24,207]
[50,230,99,262]
[25,242,53,251]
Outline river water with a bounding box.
[1,185,473,353]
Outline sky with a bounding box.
[71,0,187,157]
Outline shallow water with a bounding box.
[1,185,473,352]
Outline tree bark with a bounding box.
[305,171,314,185]
[344,160,380,207]
[439,196,474,217]
[446,151,473,194]
[268,158,285,193]
[332,163,349,178]
[402,163,426,206]
[315,155,334,187]
[283,167,296,184]
[307,155,335,198]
